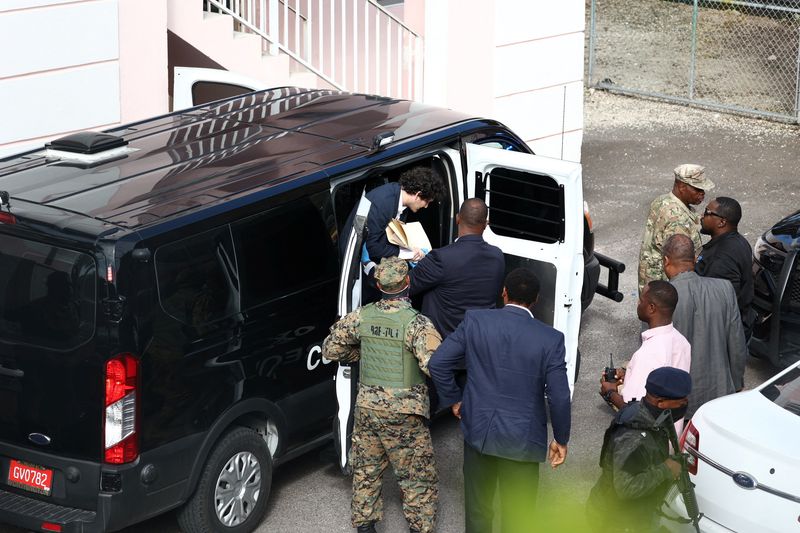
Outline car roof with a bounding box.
[0,87,476,237]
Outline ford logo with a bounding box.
[732,472,757,490]
[27,433,51,446]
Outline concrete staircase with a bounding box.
[167,0,318,90]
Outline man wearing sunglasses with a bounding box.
[697,197,755,339]
[638,164,715,294]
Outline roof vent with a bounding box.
[42,132,136,168]
[46,132,128,154]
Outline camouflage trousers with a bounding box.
[351,407,438,532]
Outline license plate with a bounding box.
[7,459,52,496]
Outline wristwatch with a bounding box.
[603,389,616,403]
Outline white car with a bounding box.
[660,360,800,533]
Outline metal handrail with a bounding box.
[365,0,420,38]
[203,0,423,100]
[206,0,343,90]
[280,0,307,22]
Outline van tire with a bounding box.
[178,426,272,533]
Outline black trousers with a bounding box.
[463,442,540,533]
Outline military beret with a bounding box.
[646,367,692,399]
[374,256,409,293]
[674,163,714,191]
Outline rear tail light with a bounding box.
[104,354,138,464]
[680,420,700,475]
[0,212,17,224]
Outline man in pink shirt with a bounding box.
[600,280,691,431]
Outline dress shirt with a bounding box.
[622,323,691,434]
[504,303,533,318]
[622,323,691,404]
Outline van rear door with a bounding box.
[173,67,267,110]
[464,143,584,390]
[0,232,102,463]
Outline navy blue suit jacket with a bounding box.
[409,234,505,337]
[429,306,571,463]
[339,182,404,261]
[364,182,404,261]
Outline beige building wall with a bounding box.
[0,1,583,162]
[410,0,585,162]
[0,0,167,158]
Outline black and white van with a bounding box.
[0,73,622,532]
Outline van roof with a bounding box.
[0,88,476,236]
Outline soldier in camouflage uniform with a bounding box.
[638,164,715,294]
[323,256,441,533]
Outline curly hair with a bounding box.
[399,166,445,202]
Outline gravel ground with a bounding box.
[588,0,800,118]
[582,88,799,251]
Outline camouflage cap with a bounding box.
[374,256,409,293]
[674,163,714,191]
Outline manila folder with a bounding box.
[385,219,432,251]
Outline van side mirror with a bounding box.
[132,249,151,262]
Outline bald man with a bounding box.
[663,233,746,418]
[409,198,505,338]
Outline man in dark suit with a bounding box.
[342,166,444,263]
[409,198,505,338]
[341,166,445,303]
[429,268,571,533]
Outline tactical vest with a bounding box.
[358,304,424,388]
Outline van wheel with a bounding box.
[178,427,272,533]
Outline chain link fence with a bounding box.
[587,0,800,123]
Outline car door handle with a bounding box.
[0,364,24,378]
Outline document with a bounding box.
[385,219,432,256]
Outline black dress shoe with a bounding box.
[356,522,377,533]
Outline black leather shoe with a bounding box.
[356,523,377,533]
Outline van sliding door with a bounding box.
[332,193,371,473]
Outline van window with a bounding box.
[155,227,239,326]
[192,81,254,107]
[478,140,520,151]
[232,193,338,309]
[486,168,564,244]
[0,234,96,349]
